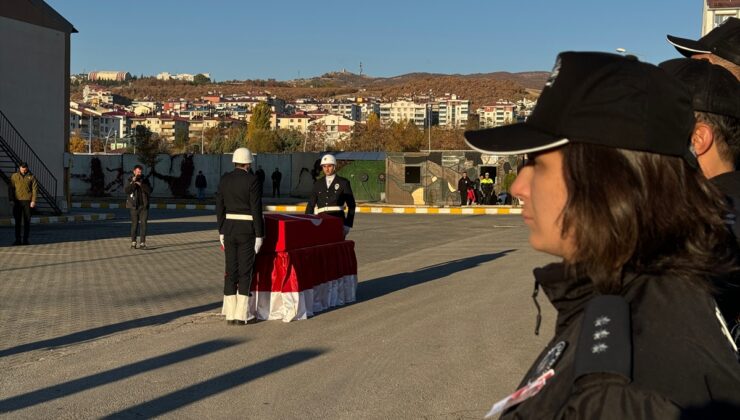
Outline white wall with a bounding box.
[0,16,66,207]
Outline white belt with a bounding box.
[226,213,254,221]
[316,206,343,213]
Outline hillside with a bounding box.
[72,70,548,110]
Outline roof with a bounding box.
[0,0,77,33]
[333,152,386,161]
[707,0,740,8]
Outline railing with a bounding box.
[0,108,61,214]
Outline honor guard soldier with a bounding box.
[216,147,264,325]
[305,154,356,237]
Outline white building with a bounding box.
[82,85,113,106]
[319,102,361,121]
[309,115,356,145]
[379,100,429,127]
[477,101,516,128]
[702,0,740,35]
[1,0,76,214]
[437,94,469,128]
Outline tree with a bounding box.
[69,132,87,153]
[275,129,305,152]
[193,73,211,85]
[249,129,280,153]
[133,125,160,169]
[173,130,190,153]
[305,122,327,152]
[247,102,272,140]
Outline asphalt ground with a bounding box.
[0,210,558,419]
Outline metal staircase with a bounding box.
[0,109,63,215]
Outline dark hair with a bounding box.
[19,162,28,168]
[695,111,740,168]
[133,164,143,171]
[560,143,736,293]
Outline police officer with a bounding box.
[480,172,494,204]
[216,147,264,325]
[305,154,356,237]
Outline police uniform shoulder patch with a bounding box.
[574,295,632,382]
[534,340,567,378]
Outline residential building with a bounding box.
[88,70,131,82]
[477,101,516,128]
[277,114,311,134]
[319,102,361,121]
[82,85,113,106]
[130,116,189,142]
[380,100,429,127]
[1,0,76,214]
[358,101,380,122]
[309,115,356,145]
[188,117,223,140]
[702,0,740,35]
[437,94,469,128]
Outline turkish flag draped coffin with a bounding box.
[262,213,344,252]
[247,214,358,322]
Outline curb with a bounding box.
[0,213,116,226]
[72,202,521,215]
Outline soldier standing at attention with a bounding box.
[305,154,356,238]
[216,147,264,325]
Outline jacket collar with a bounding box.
[533,263,594,334]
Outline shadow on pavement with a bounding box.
[0,339,242,413]
[0,302,221,358]
[105,349,325,418]
[356,250,513,303]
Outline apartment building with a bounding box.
[277,114,311,133]
[437,94,470,128]
[477,101,517,128]
[702,0,740,34]
[379,100,429,127]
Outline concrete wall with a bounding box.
[69,153,317,199]
[0,16,66,209]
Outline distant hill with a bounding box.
[72,70,549,110]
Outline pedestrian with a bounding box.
[457,172,471,206]
[216,147,264,325]
[660,58,740,340]
[8,162,37,246]
[667,17,740,80]
[195,170,207,201]
[305,154,355,238]
[465,52,740,419]
[271,167,282,197]
[255,165,266,195]
[466,185,476,205]
[472,176,483,205]
[480,172,494,204]
[125,165,151,249]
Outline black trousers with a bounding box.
[459,191,467,206]
[13,200,31,241]
[129,207,148,242]
[482,189,493,205]
[224,233,256,295]
[272,183,280,197]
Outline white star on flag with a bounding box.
[594,316,611,327]
[593,329,610,340]
[591,343,608,354]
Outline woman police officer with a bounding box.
[465,52,740,419]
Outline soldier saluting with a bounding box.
[216,147,264,325]
[305,154,356,237]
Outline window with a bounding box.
[404,166,421,184]
[714,13,733,28]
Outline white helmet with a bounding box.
[232,147,254,164]
[320,154,336,166]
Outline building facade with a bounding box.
[702,0,740,34]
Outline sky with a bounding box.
[47,0,704,81]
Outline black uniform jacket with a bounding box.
[216,169,264,237]
[710,171,740,333]
[305,175,356,227]
[500,263,740,420]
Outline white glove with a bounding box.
[343,226,351,238]
[254,237,263,254]
[219,234,225,248]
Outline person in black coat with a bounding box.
[216,148,264,325]
[271,168,282,197]
[255,165,266,195]
[305,154,356,237]
[125,165,152,249]
[195,170,207,201]
[457,172,471,206]
[465,52,740,419]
